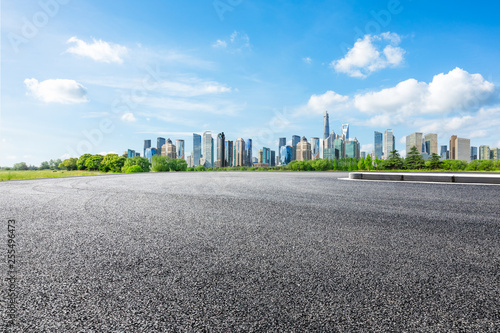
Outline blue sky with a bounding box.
[2,0,500,165]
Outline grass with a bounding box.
[0,170,102,181]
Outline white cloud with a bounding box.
[354,68,495,125]
[332,32,405,78]
[66,36,128,64]
[121,112,137,122]
[303,57,312,64]
[158,79,231,97]
[303,91,349,115]
[24,78,88,104]
[361,143,373,152]
[212,31,250,53]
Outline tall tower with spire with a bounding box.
[323,111,330,140]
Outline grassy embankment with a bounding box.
[0,170,101,181]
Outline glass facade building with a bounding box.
[225,141,233,167]
[323,148,339,161]
[193,133,201,166]
[262,147,270,165]
[470,146,478,161]
[157,137,166,151]
[342,124,349,140]
[127,149,135,158]
[145,147,158,162]
[324,111,330,140]
[245,138,252,166]
[217,132,226,167]
[440,145,448,160]
[203,131,214,167]
[278,137,286,164]
[345,139,360,159]
[176,140,185,160]
[270,150,276,167]
[279,145,292,166]
[143,140,151,158]
[291,135,300,161]
[374,131,383,159]
[311,137,320,160]
[384,129,395,159]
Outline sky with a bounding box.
[2,0,500,166]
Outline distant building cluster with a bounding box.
[124,111,499,166]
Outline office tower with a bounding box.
[479,145,490,160]
[490,148,499,160]
[203,131,214,168]
[225,141,233,167]
[216,132,226,167]
[252,157,258,163]
[258,149,263,164]
[291,135,300,160]
[424,133,438,155]
[135,152,140,157]
[334,138,345,158]
[235,138,246,166]
[311,137,320,160]
[323,147,339,160]
[279,146,292,166]
[162,138,177,159]
[345,138,360,159]
[278,137,286,164]
[470,146,478,161]
[296,137,312,161]
[361,152,366,159]
[455,138,471,162]
[176,140,185,159]
[440,145,448,160]
[324,111,330,140]
[127,149,135,158]
[143,140,151,158]
[246,138,253,167]
[384,129,395,159]
[406,132,423,154]
[342,124,350,140]
[449,135,457,160]
[374,131,383,159]
[193,133,201,166]
[157,137,166,151]
[271,150,276,167]
[145,147,158,162]
[186,154,192,167]
[262,147,270,165]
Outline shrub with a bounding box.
[125,165,143,173]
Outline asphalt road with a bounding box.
[1,172,499,332]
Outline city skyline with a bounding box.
[2,1,500,166]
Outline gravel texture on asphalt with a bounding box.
[0,171,499,332]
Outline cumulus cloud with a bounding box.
[303,57,312,64]
[303,91,349,115]
[332,32,405,78]
[66,36,128,64]
[354,68,495,117]
[158,79,232,97]
[24,78,88,104]
[121,112,137,122]
[212,31,250,53]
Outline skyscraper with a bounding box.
[291,135,300,160]
[278,137,286,164]
[470,146,478,161]
[456,138,471,162]
[279,146,292,166]
[225,140,233,167]
[270,150,276,167]
[342,124,349,140]
[176,140,185,159]
[449,135,457,160]
[262,147,270,164]
[157,137,166,152]
[323,111,330,140]
[143,140,151,158]
[245,138,253,166]
[216,132,226,167]
[490,148,500,160]
[295,137,312,161]
[203,131,214,168]
[193,133,201,166]
[384,129,395,159]
[424,133,438,155]
[162,139,177,159]
[235,138,245,166]
[145,147,158,162]
[479,145,490,160]
[406,132,423,154]
[311,137,320,160]
[345,138,360,159]
[374,131,383,159]
[440,145,448,160]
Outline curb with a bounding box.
[349,172,500,185]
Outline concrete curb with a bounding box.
[349,172,500,184]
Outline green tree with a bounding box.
[426,153,442,170]
[383,150,403,170]
[39,161,50,170]
[364,155,373,171]
[77,154,92,170]
[84,155,103,171]
[99,154,120,172]
[125,165,143,173]
[311,158,330,171]
[194,165,206,171]
[404,146,425,170]
[151,155,169,172]
[13,162,28,170]
[59,158,78,171]
[122,156,150,173]
[357,158,365,170]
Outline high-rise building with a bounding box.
[296,136,312,161]
[323,148,339,161]
[345,138,360,159]
[424,133,438,155]
[440,145,448,160]
[479,145,490,160]
[203,131,214,168]
[361,152,366,159]
[135,152,140,157]
[145,147,158,162]
[374,131,383,159]
[157,137,166,152]
[162,139,177,159]
[291,135,300,161]
[384,129,395,159]
[143,140,151,158]
[270,150,276,167]
[456,138,471,162]
[193,133,201,166]
[262,147,270,164]
[323,111,330,140]
[216,132,226,167]
[490,148,499,160]
[279,146,292,166]
[258,149,263,164]
[225,141,233,167]
[334,138,345,158]
[470,146,478,161]
[406,132,423,154]
[127,149,135,158]
[342,124,350,140]
[311,137,320,160]
[278,137,286,164]
[245,138,253,167]
[449,135,457,160]
[176,140,185,160]
[235,138,246,166]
